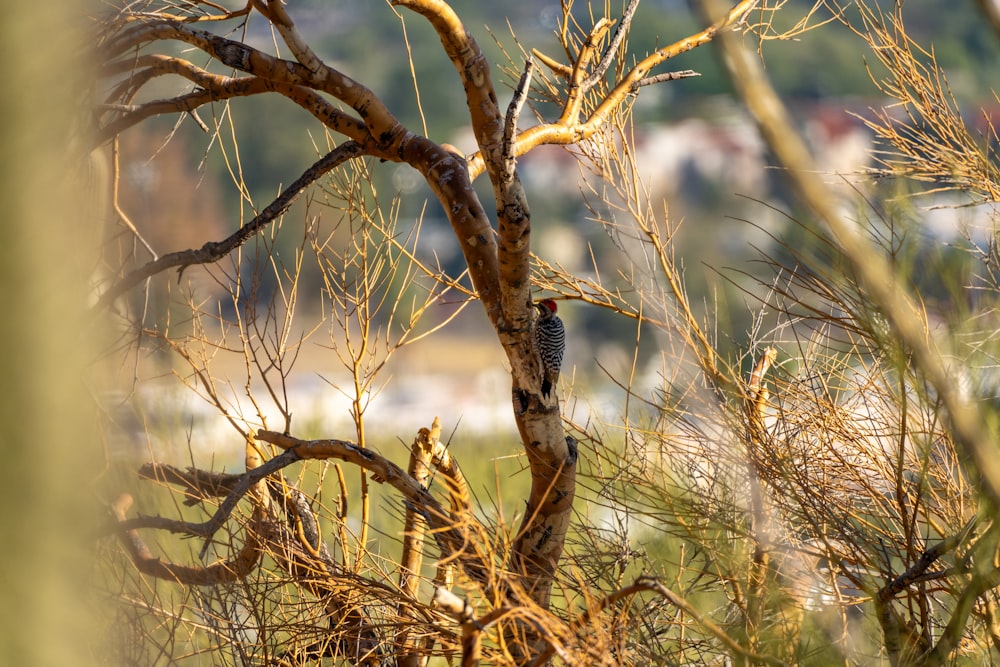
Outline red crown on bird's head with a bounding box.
[537,299,558,313]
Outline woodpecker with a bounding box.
[533,299,565,398]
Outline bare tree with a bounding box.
[91,0,1000,665]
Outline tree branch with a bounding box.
[97,54,366,145]
[495,55,536,369]
[398,419,442,667]
[580,0,640,89]
[137,462,245,505]
[432,588,483,667]
[257,430,493,585]
[101,19,401,147]
[465,0,759,180]
[109,449,299,547]
[91,141,364,313]
[109,493,262,585]
[631,69,701,90]
[877,518,977,603]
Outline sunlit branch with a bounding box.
[466,0,759,180]
[257,430,493,585]
[109,449,298,543]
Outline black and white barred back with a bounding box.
[533,299,565,398]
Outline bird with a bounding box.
[533,298,565,399]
